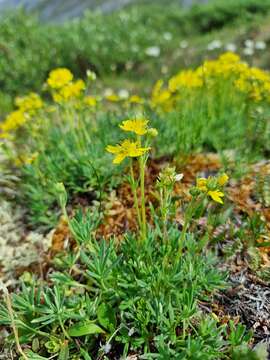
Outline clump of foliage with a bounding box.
[0,128,259,357]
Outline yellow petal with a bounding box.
[113,153,126,164]
[106,145,121,154]
[208,190,224,204]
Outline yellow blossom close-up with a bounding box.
[47,68,73,89]
[106,139,150,164]
[15,92,43,115]
[119,118,149,136]
[53,79,85,103]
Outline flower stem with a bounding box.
[130,161,142,229]
[139,156,147,242]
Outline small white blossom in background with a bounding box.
[243,47,254,56]
[225,43,237,52]
[255,41,266,50]
[207,40,222,51]
[100,342,112,354]
[128,327,135,336]
[180,40,188,49]
[244,39,254,49]
[175,173,184,182]
[118,89,129,100]
[86,69,96,81]
[163,32,172,41]
[145,46,161,57]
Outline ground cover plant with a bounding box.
[1,1,270,359]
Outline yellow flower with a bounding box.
[0,111,27,133]
[47,68,73,89]
[53,80,85,103]
[129,95,144,104]
[106,139,150,164]
[105,93,120,102]
[218,52,241,64]
[119,119,148,136]
[217,173,229,186]
[151,80,174,112]
[15,92,43,115]
[207,190,224,204]
[84,96,97,107]
[196,175,228,204]
[168,70,203,92]
[196,178,207,192]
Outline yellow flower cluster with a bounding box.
[151,52,270,111]
[84,95,97,107]
[0,92,43,138]
[151,80,174,112]
[196,173,229,204]
[47,68,86,104]
[47,68,73,89]
[52,79,86,103]
[15,92,43,115]
[0,110,27,137]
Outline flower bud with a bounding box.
[147,127,158,137]
[86,70,97,81]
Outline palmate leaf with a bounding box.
[68,321,105,337]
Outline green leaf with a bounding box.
[97,303,116,333]
[80,348,93,360]
[68,321,105,337]
[23,351,48,360]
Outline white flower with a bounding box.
[243,47,254,56]
[207,40,222,51]
[145,46,161,57]
[225,43,237,52]
[255,41,266,50]
[175,173,184,182]
[118,89,129,99]
[180,40,188,49]
[244,39,254,49]
[163,32,172,41]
